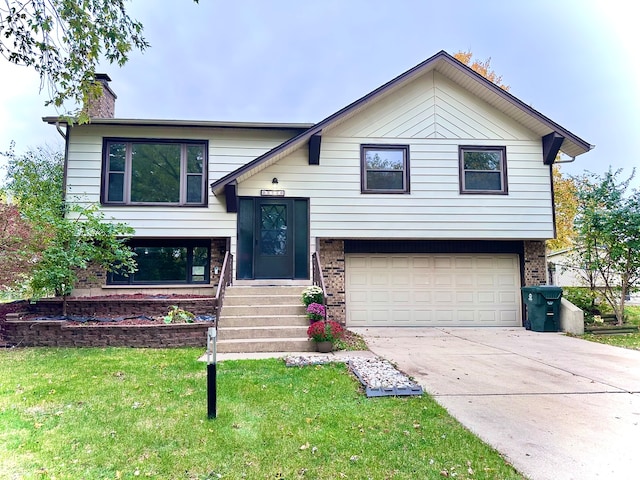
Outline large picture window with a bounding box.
[459,146,508,194]
[361,145,410,193]
[103,139,207,205]
[108,240,210,285]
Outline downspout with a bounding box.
[553,155,576,164]
[56,122,70,210]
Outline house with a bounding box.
[548,249,640,305]
[44,50,592,328]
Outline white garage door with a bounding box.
[346,254,521,327]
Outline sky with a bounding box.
[1,0,638,187]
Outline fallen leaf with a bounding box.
[300,442,310,450]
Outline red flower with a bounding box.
[307,320,344,342]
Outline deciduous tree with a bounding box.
[454,50,510,91]
[0,203,37,289]
[1,145,137,312]
[0,1,197,122]
[547,166,578,251]
[573,168,640,325]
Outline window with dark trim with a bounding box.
[459,146,508,194]
[360,144,410,193]
[102,139,207,205]
[108,240,210,285]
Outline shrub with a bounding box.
[562,287,606,321]
[163,305,195,324]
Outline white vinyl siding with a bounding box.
[237,70,553,240]
[65,125,297,237]
[345,253,521,327]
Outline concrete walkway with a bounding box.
[352,327,640,480]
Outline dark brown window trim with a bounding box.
[360,144,410,194]
[101,137,209,206]
[458,145,508,195]
[107,238,211,285]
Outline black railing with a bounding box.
[213,252,233,329]
[312,252,327,319]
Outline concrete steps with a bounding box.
[217,284,315,353]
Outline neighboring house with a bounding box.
[44,50,592,327]
[548,249,640,305]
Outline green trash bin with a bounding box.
[521,285,563,332]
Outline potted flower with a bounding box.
[307,320,344,353]
[301,286,324,307]
[306,302,326,323]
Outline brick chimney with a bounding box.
[85,73,117,118]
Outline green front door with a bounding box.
[255,200,293,278]
[237,197,309,279]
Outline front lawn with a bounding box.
[581,306,640,351]
[0,348,523,479]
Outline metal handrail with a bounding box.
[312,252,328,319]
[213,252,233,329]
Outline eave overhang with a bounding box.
[42,117,314,131]
[210,50,593,195]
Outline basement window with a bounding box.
[108,240,210,285]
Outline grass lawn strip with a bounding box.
[0,348,523,479]
[580,306,640,351]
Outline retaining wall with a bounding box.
[4,319,210,348]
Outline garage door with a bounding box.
[346,254,521,327]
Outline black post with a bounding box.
[207,362,217,419]
[206,326,217,419]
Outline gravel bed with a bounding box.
[284,354,423,397]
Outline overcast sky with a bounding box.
[1,0,638,186]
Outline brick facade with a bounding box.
[4,320,210,348]
[523,240,547,286]
[318,239,346,324]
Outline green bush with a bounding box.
[562,287,607,321]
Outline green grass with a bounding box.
[581,306,640,351]
[581,333,640,350]
[624,305,640,326]
[0,348,523,479]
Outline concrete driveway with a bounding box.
[352,327,640,480]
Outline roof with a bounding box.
[42,117,314,130]
[210,50,593,194]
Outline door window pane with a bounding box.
[260,205,287,255]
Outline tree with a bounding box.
[0,1,198,122]
[547,166,578,251]
[454,50,510,91]
[573,168,640,325]
[0,203,37,289]
[1,145,137,313]
[453,52,575,251]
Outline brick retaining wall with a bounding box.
[29,297,216,317]
[4,320,210,348]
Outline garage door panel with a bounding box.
[346,253,521,327]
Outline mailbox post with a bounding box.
[207,327,217,419]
